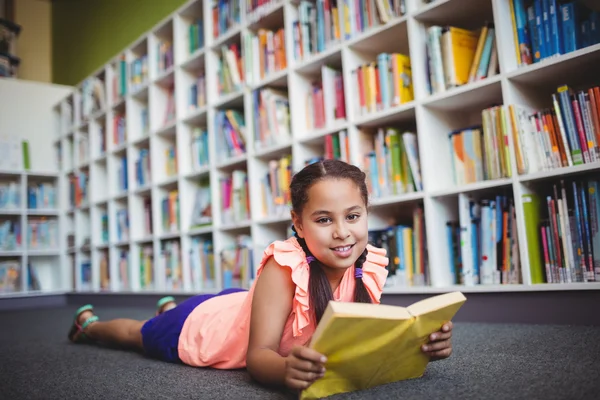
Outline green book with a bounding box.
[21,140,30,170]
[522,194,544,284]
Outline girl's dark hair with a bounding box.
[290,159,372,325]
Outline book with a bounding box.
[300,291,467,399]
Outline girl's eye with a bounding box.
[316,217,331,224]
[347,214,360,221]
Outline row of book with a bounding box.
[26,218,59,250]
[69,171,88,208]
[191,128,209,171]
[354,53,413,116]
[427,23,498,95]
[447,193,520,286]
[27,182,58,210]
[130,54,149,93]
[212,0,242,39]
[221,169,250,225]
[189,18,204,55]
[161,190,180,234]
[0,218,60,252]
[523,177,600,284]
[361,129,422,197]
[368,206,428,288]
[0,262,41,293]
[1,182,57,210]
[512,84,600,175]
[164,144,178,178]
[190,183,211,229]
[216,109,246,159]
[511,0,600,67]
[135,149,151,187]
[100,211,108,244]
[77,133,90,165]
[79,76,106,120]
[0,182,20,209]
[449,105,513,185]
[252,87,291,150]
[190,236,215,291]
[260,155,292,219]
[117,155,128,193]
[290,0,407,63]
[116,208,130,242]
[303,129,351,165]
[188,73,207,111]
[157,40,174,74]
[0,219,20,251]
[221,235,254,289]
[303,65,347,132]
[113,113,126,146]
[162,239,183,290]
[112,55,128,102]
[217,43,244,96]
[243,27,287,87]
[78,234,248,293]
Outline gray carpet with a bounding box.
[1,305,599,400]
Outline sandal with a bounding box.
[68,304,99,343]
[156,296,176,316]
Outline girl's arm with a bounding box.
[246,257,325,389]
[246,257,294,386]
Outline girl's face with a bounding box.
[292,178,368,274]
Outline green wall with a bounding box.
[52,0,187,86]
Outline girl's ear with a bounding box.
[290,211,304,238]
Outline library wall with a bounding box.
[51,0,187,86]
[0,79,71,170]
[14,0,52,83]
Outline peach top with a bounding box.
[177,237,389,369]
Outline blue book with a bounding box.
[534,0,548,59]
[527,5,542,62]
[548,0,564,55]
[560,2,579,53]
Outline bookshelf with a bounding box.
[0,171,66,294]
[51,0,600,296]
[1,78,73,297]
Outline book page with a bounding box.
[406,291,466,317]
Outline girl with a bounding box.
[68,159,454,391]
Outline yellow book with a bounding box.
[441,26,479,87]
[468,25,489,82]
[300,291,467,400]
[394,53,414,104]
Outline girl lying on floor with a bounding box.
[68,159,453,391]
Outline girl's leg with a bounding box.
[76,309,146,350]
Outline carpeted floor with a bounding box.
[1,305,599,399]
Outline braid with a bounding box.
[353,248,372,304]
[292,225,333,324]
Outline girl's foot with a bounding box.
[68,305,99,343]
[156,296,177,315]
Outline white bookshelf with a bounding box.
[51,0,600,296]
[1,79,73,297]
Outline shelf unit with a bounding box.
[0,170,65,294]
[51,0,600,295]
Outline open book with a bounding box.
[300,291,467,399]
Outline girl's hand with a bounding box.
[284,345,327,390]
[421,321,453,361]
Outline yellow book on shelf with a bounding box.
[441,26,479,87]
[300,291,467,400]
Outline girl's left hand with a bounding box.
[421,321,453,361]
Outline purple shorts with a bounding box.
[141,288,247,363]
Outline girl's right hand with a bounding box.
[284,345,327,390]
